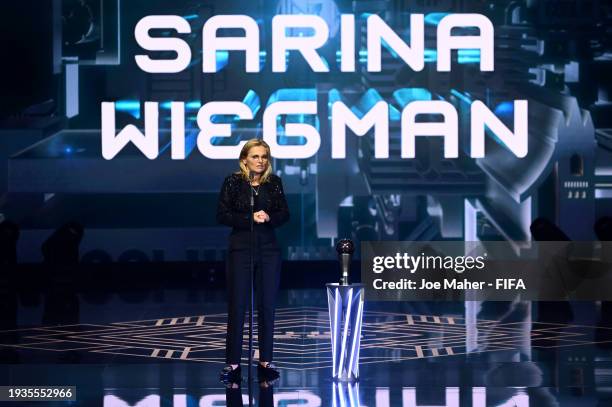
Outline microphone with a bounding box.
[249,171,255,207]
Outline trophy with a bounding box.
[328,238,363,380]
[335,239,354,286]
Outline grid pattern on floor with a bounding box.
[1,307,610,369]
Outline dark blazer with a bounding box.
[216,173,290,250]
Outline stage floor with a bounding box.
[1,288,612,406]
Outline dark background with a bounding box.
[1,0,611,271]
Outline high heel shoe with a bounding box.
[257,362,280,382]
[219,365,242,384]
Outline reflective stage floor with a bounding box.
[1,288,612,406]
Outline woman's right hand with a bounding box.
[253,212,266,223]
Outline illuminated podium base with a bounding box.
[326,283,364,381]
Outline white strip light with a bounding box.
[337,288,353,377]
[347,297,364,377]
[331,288,339,375]
[332,381,337,407]
[337,382,347,407]
[347,382,357,407]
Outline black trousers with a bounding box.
[225,243,281,364]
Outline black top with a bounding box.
[216,173,290,250]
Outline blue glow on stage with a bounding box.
[425,12,451,26]
[495,101,515,117]
[393,88,433,108]
[114,100,141,119]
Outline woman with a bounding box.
[216,139,290,383]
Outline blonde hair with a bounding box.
[236,139,273,183]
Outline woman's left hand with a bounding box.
[255,210,270,222]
